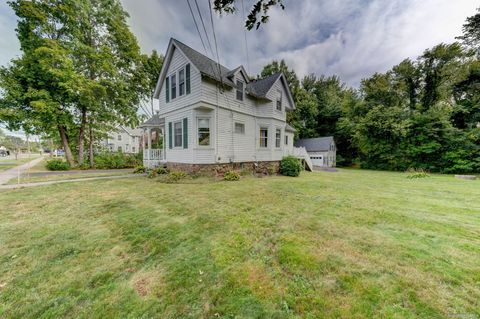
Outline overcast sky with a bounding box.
[0,0,478,136]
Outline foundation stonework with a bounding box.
[165,161,280,176]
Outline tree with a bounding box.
[260,60,300,97]
[213,0,285,30]
[457,7,480,54]
[1,0,144,167]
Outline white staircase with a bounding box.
[291,147,313,171]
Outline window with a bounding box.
[234,122,245,134]
[117,146,122,152]
[174,121,182,147]
[197,118,210,146]
[276,90,282,111]
[171,74,177,99]
[260,128,268,148]
[236,80,244,101]
[117,135,122,141]
[179,69,185,96]
[132,146,136,153]
[275,129,281,148]
[285,135,288,145]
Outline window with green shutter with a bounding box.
[168,122,173,149]
[166,77,170,102]
[186,64,191,94]
[183,118,188,149]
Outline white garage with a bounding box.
[294,136,336,168]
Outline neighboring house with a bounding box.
[103,126,142,154]
[295,137,336,167]
[141,38,312,171]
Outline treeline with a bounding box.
[262,9,480,173]
[0,0,163,167]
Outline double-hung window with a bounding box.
[234,122,245,134]
[179,69,185,96]
[236,80,244,101]
[260,128,268,148]
[285,135,288,145]
[197,118,210,146]
[275,129,281,148]
[276,90,282,111]
[174,121,182,147]
[171,74,177,99]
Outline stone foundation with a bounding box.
[165,161,280,176]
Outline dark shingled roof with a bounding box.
[247,73,282,98]
[295,136,334,152]
[172,39,284,100]
[172,39,235,87]
[139,114,165,128]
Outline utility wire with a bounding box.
[240,0,251,74]
[186,0,209,56]
[193,0,215,58]
[207,0,223,83]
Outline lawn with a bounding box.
[0,169,479,318]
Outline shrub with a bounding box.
[154,167,169,175]
[164,171,188,183]
[133,166,146,174]
[280,156,303,177]
[224,170,240,181]
[406,168,430,179]
[46,159,70,171]
[147,170,157,179]
[94,152,141,169]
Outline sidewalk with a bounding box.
[0,174,144,190]
[0,156,44,185]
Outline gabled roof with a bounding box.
[295,136,335,152]
[139,114,165,128]
[153,38,296,109]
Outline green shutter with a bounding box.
[166,77,170,102]
[168,122,172,149]
[183,118,188,149]
[186,64,191,94]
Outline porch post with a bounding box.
[142,128,146,159]
[147,128,152,160]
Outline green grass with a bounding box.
[0,155,40,172]
[0,169,479,318]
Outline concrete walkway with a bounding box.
[0,174,144,190]
[0,156,45,185]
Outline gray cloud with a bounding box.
[0,0,478,87]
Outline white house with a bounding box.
[295,137,336,167]
[103,126,142,154]
[141,38,312,172]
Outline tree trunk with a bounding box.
[89,124,94,168]
[78,108,87,165]
[58,125,75,166]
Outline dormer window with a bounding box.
[276,90,282,111]
[236,80,244,101]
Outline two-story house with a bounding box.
[103,126,142,154]
[141,38,312,172]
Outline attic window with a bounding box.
[236,80,244,101]
[276,90,282,111]
[171,74,177,99]
[179,69,185,96]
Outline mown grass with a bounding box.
[8,171,133,184]
[0,169,479,318]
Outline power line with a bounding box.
[186,0,209,57]
[193,0,215,58]
[207,0,223,82]
[240,0,251,74]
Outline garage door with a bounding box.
[310,155,323,166]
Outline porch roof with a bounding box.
[139,114,165,128]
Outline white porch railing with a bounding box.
[143,149,164,168]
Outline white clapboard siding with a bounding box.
[158,47,202,115]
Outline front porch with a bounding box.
[140,114,166,168]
